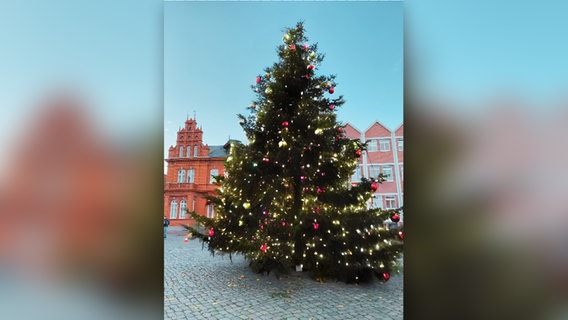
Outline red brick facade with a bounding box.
[164,118,229,226]
[164,118,403,225]
[346,122,404,217]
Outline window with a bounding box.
[177,169,186,183]
[379,139,391,152]
[397,139,403,151]
[179,199,187,219]
[367,139,378,152]
[207,204,215,219]
[192,198,195,212]
[186,146,191,157]
[369,165,380,179]
[187,169,195,183]
[170,200,178,219]
[400,165,403,181]
[194,146,198,157]
[381,166,394,182]
[370,195,382,209]
[210,169,219,184]
[385,196,397,209]
[179,146,184,157]
[350,165,362,183]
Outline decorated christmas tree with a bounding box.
[187,22,403,283]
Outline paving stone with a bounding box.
[165,234,403,319]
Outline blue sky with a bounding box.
[164,1,403,157]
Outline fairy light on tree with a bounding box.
[186,22,402,283]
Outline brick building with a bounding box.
[164,117,403,225]
[345,121,404,219]
[164,118,231,226]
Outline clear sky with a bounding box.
[407,0,568,106]
[164,1,404,159]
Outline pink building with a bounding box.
[345,121,403,219]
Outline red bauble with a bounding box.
[305,74,309,79]
[208,228,215,236]
[382,272,390,281]
[313,222,319,230]
[314,207,320,214]
[335,136,340,141]
[338,127,343,133]
[307,64,314,70]
[398,231,404,240]
[370,182,378,192]
[290,45,296,50]
[262,157,270,162]
[329,87,335,94]
[282,221,286,226]
[184,237,188,242]
[260,243,267,252]
[282,121,289,127]
[390,214,400,223]
[329,104,335,110]
[317,187,324,194]
[256,77,261,83]
[304,44,309,50]
[355,150,362,158]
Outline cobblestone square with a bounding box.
[164,228,403,319]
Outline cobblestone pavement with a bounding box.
[164,228,403,320]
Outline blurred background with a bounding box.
[1,0,568,319]
[406,1,568,319]
[0,1,163,319]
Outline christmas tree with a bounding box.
[187,22,403,283]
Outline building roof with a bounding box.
[208,145,229,158]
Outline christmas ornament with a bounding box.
[282,221,286,226]
[355,150,362,158]
[304,44,309,50]
[329,87,335,94]
[262,157,270,162]
[309,51,316,59]
[313,222,319,230]
[307,64,314,70]
[208,228,215,237]
[300,176,306,180]
[370,182,378,192]
[279,140,288,148]
[382,272,390,281]
[260,243,267,253]
[184,237,188,242]
[256,77,261,83]
[266,73,270,78]
[335,136,340,141]
[329,104,335,110]
[239,119,245,125]
[290,44,296,50]
[398,231,404,240]
[282,121,289,127]
[265,87,272,94]
[243,202,251,209]
[315,207,320,214]
[390,214,400,223]
[249,104,255,109]
[305,74,309,79]
[283,33,290,42]
[317,187,324,194]
[314,128,323,135]
[338,127,343,133]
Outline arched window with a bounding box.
[194,145,198,157]
[179,146,184,157]
[210,169,219,184]
[186,146,191,157]
[179,199,187,219]
[170,200,178,219]
[177,169,186,183]
[187,169,195,183]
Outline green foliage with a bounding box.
[190,22,403,283]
